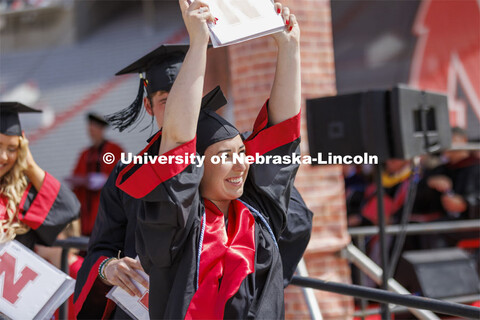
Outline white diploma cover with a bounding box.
[201,0,285,47]
[0,240,75,320]
[106,265,150,320]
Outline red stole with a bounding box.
[0,195,7,220]
[0,194,18,222]
[185,199,255,319]
[362,180,410,225]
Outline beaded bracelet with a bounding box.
[98,257,116,281]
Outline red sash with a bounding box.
[0,195,7,220]
[185,199,255,319]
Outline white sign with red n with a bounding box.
[0,240,74,320]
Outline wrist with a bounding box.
[24,162,45,186]
[276,42,300,59]
[98,257,117,284]
[189,36,210,49]
[275,37,300,48]
[25,160,38,175]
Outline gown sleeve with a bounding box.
[116,134,203,273]
[18,171,80,246]
[241,100,301,239]
[278,186,313,287]
[73,164,128,319]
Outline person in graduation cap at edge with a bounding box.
[73,44,190,319]
[116,0,302,318]
[0,102,79,249]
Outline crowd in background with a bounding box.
[344,126,480,286]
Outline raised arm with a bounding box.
[159,0,214,155]
[268,3,301,125]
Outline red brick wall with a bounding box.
[206,0,354,318]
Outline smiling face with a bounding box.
[200,135,249,212]
[0,133,20,178]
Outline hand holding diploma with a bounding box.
[103,256,149,297]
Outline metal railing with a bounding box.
[290,276,480,319]
[296,259,323,320]
[50,220,479,319]
[348,219,480,237]
[347,219,480,319]
[343,243,440,320]
[52,236,89,319]
[353,294,480,318]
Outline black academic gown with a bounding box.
[74,121,310,319]
[414,155,480,219]
[278,186,313,287]
[1,172,80,250]
[117,102,301,319]
[73,160,140,319]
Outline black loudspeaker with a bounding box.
[306,85,452,161]
[390,86,452,159]
[395,248,480,299]
[306,90,390,161]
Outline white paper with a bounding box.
[0,240,74,320]
[203,0,285,47]
[106,264,150,320]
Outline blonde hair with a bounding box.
[0,136,30,243]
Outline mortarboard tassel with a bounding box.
[106,75,147,132]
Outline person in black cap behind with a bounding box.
[106,44,190,132]
[0,102,79,249]
[68,112,123,237]
[74,45,190,319]
[116,0,302,318]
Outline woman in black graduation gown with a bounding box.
[0,102,79,249]
[72,45,310,318]
[116,1,302,318]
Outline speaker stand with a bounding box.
[375,163,391,320]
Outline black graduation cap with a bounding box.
[87,112,109,127]
[116,44,189,94]
[106,44,189,132]
[200,86,227,111]
[196,86,240,155]
[0,102,42,136]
